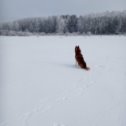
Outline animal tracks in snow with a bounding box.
[1,78,94,126]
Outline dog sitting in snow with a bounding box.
[75,45,90,70]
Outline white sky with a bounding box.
[0,0,126,22]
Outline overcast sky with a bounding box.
[0,0,126,22]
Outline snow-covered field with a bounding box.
[0,36,126,126]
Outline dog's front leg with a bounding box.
[75,61,79,68]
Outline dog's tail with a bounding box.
[85,66,90,71]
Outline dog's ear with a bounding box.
[75,46,77,51]
[75,46,77,50]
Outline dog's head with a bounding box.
[75,45,81,54]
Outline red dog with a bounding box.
[75,45,90,70]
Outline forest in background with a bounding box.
[0,11,126,36]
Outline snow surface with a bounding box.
[0,36,126,126]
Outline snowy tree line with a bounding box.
[0,11,126,35]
